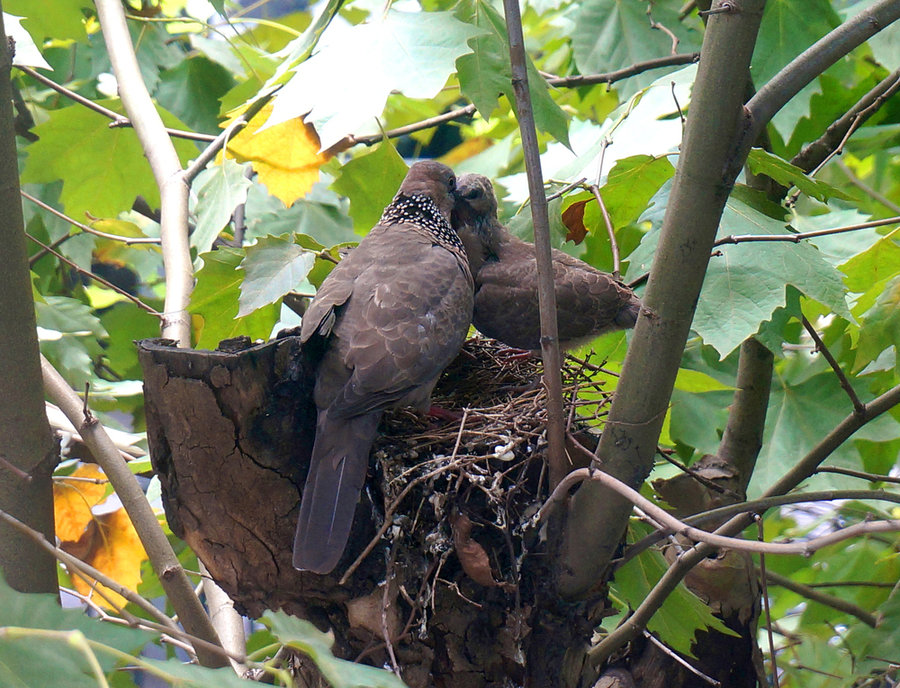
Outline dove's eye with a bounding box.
[462,186,483,201]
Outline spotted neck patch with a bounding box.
[380,193,464,252]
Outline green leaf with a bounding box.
[263,611,408,688]
[570,0,700,99]
[0,573,151,686]
[238,236,316,317]
[136,659,263,688]
[455,0,570,146]
[99,302,161,380]
[628,196,851,358]
[611,531,738,658]
[673,368,734,393]
[746,148,853,202]
[22,101,197,220]
[156,56,236,134]
[35,296,107,388]
[853,274,900,372]
[331,142,408,233]
[839,228,900,294]
[695,199,851,357]
[191,159,255,255]
[4,0,93,42]
[751,0,843,138]
[266,10,483,149]
[749,370,900,496]
[599,155,676,229]
[190,248,279,349]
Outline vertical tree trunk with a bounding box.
[0,9,59,594]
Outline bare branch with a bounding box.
[815,466,900,485]
[0,506,179,632]
[589,381,900,662]
[765,569,878,628]
[836,160,900,215]
[95,0,193,344]
[502,0,567,488]
[792,68,900,175]
[802,315,865,416]
[24,232,161,316]
[40,356,226,667]
[14,65,215,142]
[539,467,900,555]
[713,215,900,247]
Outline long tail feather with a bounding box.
[292,410,380,574]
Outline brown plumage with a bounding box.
[453,173,641,352]
[293,161,474,575]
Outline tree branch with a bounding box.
[713,215,900,247]
[792,68,900,174]
[94,0,193,345]
[24,232,161,316]
[815,466,900,485]
[588,381,900,662]
[40,356,226,667]
[502,0,567,488]
[717,337,773,494]
[0,13,60,595]
[14,65,216,142]
[733,0,900,182]
[802,315,865,416]
[764,569,878,628]
[558,0,767,600]
[537,467,900,555]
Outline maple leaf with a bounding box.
[223,102,331,207]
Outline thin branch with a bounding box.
[503,0,567,488]
[40,356,225,666]
[713,215,900,247]
[540,467,900,555]
[344,55,700,148]
[757,516,781,688]
[792,68,900,175]
[24,232,161,316]
[764,569,877,627]
[815,466,900,485]
[0,507,179,632]
[802,315,864,416]
[95,0,193,345]
[619,488,900,569]
[836,160,900,215]
[21,191,161,245]
[590,381,900,663]
[643,630,721,686]
[545,54,700,88]
[14,65,215,142]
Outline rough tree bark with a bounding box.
[0,8,59,595]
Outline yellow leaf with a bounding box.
[54,464,108,543]
[72,508,147,611]
[223,103,331,207]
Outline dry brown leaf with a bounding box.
[450,511,498,588]
[222,103,331,207]
[562,199,589,244]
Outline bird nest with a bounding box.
[338,336,616,588]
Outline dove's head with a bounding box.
[397,161,458,219]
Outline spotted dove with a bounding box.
[453,173,641,352]
[293,161,474,574]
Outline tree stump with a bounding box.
[139,336,611,685]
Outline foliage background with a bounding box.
[2,0,900,685]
